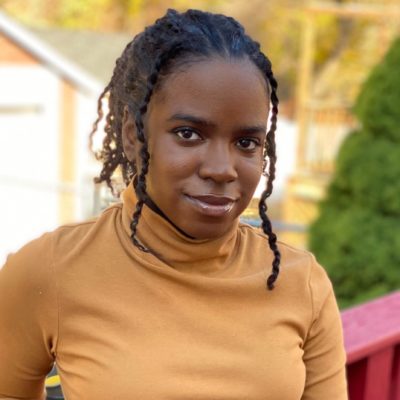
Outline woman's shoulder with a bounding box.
[238,222,332,298]
[3,202,123,271]
[52,202,122,243]
[275,240,334,313]
[238,221,315,266]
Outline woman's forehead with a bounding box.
[159,57,267,95]
[149,57,269,123]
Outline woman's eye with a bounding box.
[236,138,260,151]
[175,128,201,141]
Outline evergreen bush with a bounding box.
[309,37,400,308]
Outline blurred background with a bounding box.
[0,0,399,307]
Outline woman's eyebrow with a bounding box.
[167,113,266,134]
[167,113,216,127]
[236,125,267,135]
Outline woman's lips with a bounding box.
[184,194,236,217]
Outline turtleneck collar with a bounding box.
[120,181,241,275]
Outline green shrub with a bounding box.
[309,37,400,308]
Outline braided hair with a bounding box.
[89,9,281,290]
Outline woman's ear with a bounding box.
[122,106,137,163]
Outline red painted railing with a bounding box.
[342,291,400,400]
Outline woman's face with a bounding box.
[123,57,270,239]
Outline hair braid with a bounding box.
[88,83,109,158]
[128,71,159,252]
[88,84,118,193]
[128,46,186,251]
[258,65,281,290]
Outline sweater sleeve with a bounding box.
[301,255,348,400]
[0,232,58,399]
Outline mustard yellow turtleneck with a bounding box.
[0,182,348,399]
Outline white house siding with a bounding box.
[0,65,60,264]
[75,89,103,220]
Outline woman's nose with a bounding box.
[198,141,238,183]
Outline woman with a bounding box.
[0,9,348,400]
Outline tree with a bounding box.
[308,36,400,308]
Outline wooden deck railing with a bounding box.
[342,290,400,400]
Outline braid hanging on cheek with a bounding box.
[129,46,186,252]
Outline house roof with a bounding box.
[31,27,133,86]
[0,10,129,95]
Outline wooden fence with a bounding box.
[342,291,400,400]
